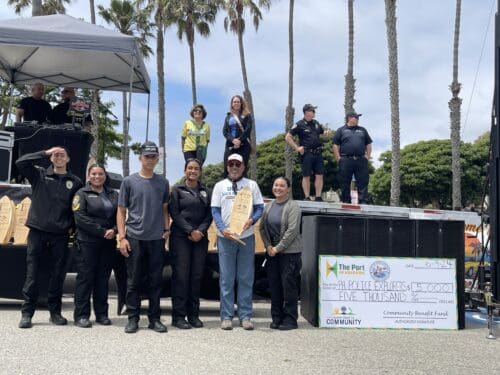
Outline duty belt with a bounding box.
[341,154,364,160]
[305,146,323,155]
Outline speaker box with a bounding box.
[107,171,123,190]
[0,131,14,183]
[366,218,415,257]
[8,126,93,183]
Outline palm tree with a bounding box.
[90,0,96,23]
[167,0,219,105]
[344,0,356,115]
[222,0,272,180]
[99,0,153,176]
[385,0,401,206]
[449,0,462,210]
[8,0,70,16]
[284,0,294,183]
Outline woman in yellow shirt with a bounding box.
[181,104,210,165]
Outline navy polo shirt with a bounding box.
[332,125,372,156]
[289,119,324,149]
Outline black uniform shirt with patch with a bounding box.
[332,125,373,156]
[289,119,324,149]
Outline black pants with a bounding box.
[125,237,165,322]
[266,252,302,326]
[21,228,69,317]
[170,235,208,321]
[183,150,206,166]
[339,157,369,204]
[73,239,115,320]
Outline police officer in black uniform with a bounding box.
[72,165,118,328]
[16,147,83,329]
[332,111,372,204]
[285,104,331,201]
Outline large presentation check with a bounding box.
[319,256,458,330]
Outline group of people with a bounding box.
[16,83,90,125]
[17,83,372,204]
[182,96,373,204]
[16,140,303,333]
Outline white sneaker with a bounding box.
[240,319,254,330]
[221,319,233,330]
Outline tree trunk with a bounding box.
[344,0,356,115]
[32,0,42,16]
[385,0,401,207]
[189,40,197,106]
[285,0,295,184]
[89,0,96,24]
[122,91,130,176]
[237,29,257,180]
[157,25,166,177]
[450,0,462,210]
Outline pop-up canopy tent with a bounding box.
[0,14,150,93]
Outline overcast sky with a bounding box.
[0,0,495,183]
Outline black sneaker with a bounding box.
[303,197,312,201]
[95,317,112,326]
[278,323,298,331]
[315,196,323,202]
[74,318,92,328]
[172,319,191,329]
[19,315,32,329]
[49,313,68,326]
[269,321,280,329]
[188,317,204,328]
[124,320,139,334]
[148,320,167,333]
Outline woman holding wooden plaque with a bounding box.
[259,177,303,330]
[169,159,212,329]
[72,165,118,328]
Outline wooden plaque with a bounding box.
[229,187,253,237]
[0,196,16,244]
[13,197,31,245]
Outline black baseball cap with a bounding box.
[140,141,159,156]
[346,111,362,119]
[303,104,317,113]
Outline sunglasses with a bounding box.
[228,162,242,168]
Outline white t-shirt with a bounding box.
[211,177,264,239]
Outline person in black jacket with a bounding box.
[169,159,212,329]
[16,147,83,329]
[72,165,118,328]
[222,95,253,172]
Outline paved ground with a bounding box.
[1,296,500,375]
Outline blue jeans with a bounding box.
[217,235,255,321]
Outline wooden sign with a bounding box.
[229,187,253,244]
[13,197,31,245]
[0,196,16,244]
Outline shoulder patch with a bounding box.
[66,180,74,190]
[72,195,80,211]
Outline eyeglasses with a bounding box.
[193,109,202,113]
[228,162,241,168]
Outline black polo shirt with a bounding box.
[332,125,372,156]
[17,97,52,123]
[289,119,324,149]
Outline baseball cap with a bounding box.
[303,104,317,113]
[227,153,244,163]
[346,111,362,118]
[140,141,159,156]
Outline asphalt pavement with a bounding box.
[1,295,500,375]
